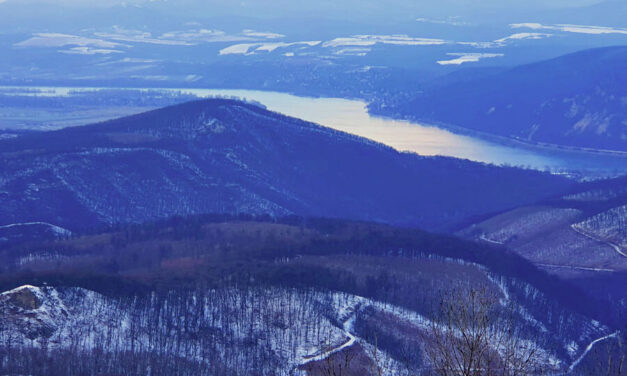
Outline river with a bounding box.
[2,86,626,176]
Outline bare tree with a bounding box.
[588,324,625,376]
[367,336,386,376]
[423,287,545,376]
[303,329,358,376]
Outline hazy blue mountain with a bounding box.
[374,46,627,152]
[0,0,606,25]
[0,0,455,97]
[0,99,572,232]
[548,0,627,26]
[1,0,625,96]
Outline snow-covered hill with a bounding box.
[573,204,627,255]
[0,280,614,375]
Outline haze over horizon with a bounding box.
[0,1,625,374]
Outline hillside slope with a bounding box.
[374,46,627,152]
[0,217,619,375]
[0,99,572,231]
[459,175,627,315]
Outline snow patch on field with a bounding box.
[323,34,447,48]
[438,53,504,65]
[495,32,552,43]
[220,41,320,55]
[511,23,627,35]
[60,46,123,55]
[0,221,71,236]
[241,29,284,39]
[15,33,122,49]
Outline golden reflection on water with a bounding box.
[185,89,555,168]
[2,86,596,170]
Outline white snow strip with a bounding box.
[219,43,258,55]
[15,33,122,49]
[479,234,505,245]
[0,222,72,236]
[241,29,285,39]
[323,34,447,48]
[60,47,123,55]
[570,225,627,258]
[511,23,627,35]
[460,32,550,49]
[256,41,320,52]
[219,41,320,55]
[537,263,616,273]
[438,53,504,65]
[303,312,357,363]
[487,275,510,303]
[494,32,552,43]
[567,331,619,373]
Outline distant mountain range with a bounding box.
[554,0,627,26]
[0,99,571,232]
[373,46,627,152]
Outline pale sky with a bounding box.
[0,0,605,7]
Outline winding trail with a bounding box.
[567,331,619,373]
[537,263,616,272]
[0,221,72,236]
[571,225,627,258]
[478,234,504,245]
[302,304,359,363]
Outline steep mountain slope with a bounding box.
[459,175,627,314]
[0,99,572,232]
[374,46,627,152]
[574,204,627,252]
[460,175,627,267]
